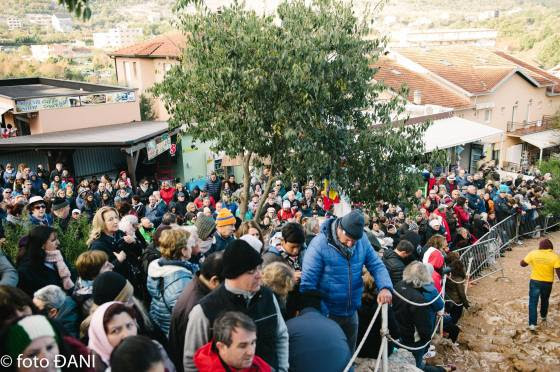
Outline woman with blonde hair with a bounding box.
[147,229,198,335]
[88,207,144,300]
[262,261,295,318]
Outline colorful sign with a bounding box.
[14,91,135,113]
[147,133,171,160]
[170,143,177,157]
[15,96,75,113]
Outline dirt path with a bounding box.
[434,231,560,372]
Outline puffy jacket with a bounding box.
[147,258,197,335]
[159,187,176,205]
[204,178,222,201]
[300,218,393,317]
[466,193,486,214]
[381,248,406,286]
[422,247,445,293]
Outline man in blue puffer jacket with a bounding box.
[300,209,393,353]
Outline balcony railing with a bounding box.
[507,115,556,134]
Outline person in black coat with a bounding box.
[17,225,76,297]
[393,262,448,372]
[382,240,415,286]
[87,207,144,301]
[135,178,154,205]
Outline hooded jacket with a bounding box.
[147,258,197,335]
[194,341,271,372]
[300,218,393,317]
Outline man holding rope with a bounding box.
[300,209,393,353]
[520,238,560,331]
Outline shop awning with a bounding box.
[520,129,560,149]
[0,121,175,150]
[424,116,504,152]
[0,103,12,115]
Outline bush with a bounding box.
[54,215,91,267]
[0,215,90,268]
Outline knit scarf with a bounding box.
[44,250,74,290]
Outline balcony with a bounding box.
[507,115,556,136]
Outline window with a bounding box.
[164,63,172,72]
[484,109,492,123]
[124,62,132,86]
[132,62,137,78]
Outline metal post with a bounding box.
[465,257,473,296]
[381,304,389,372]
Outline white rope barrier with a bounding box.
[342,303,382,372]
[390,276,447,307]
[385,315,443,351]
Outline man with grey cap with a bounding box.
[52,196,71,231]
[300,209,393,352]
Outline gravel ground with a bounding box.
[433,231,560,372]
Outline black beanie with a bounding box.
[222,240,263,279]
[340,209,365,240]
[92,271,127,305]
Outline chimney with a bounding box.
[413,90,422,105]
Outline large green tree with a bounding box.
[154,0,431,218]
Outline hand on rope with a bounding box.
[391,276,447,307]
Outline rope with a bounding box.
[444,299,464,307]
[385,315,443,351]
[342,303,382,372]
[391,276,447,307]
[446,275,466,284]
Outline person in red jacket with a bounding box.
[159,180,176,205]
[194,311,271,372]
[453,196,470,228]
[277,200,295,221]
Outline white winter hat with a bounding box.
[240,234,264,253]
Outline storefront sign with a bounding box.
[15,96,78,113]
[14,91,135,112]
[147,133,171,160]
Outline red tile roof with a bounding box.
[394,46,558,95]
[109,33,185,58]
[493,51,560,94]
[374,57,472,109]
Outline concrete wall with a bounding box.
[455,73,560,166]
[114,56,179,121]
[35,101,140,134]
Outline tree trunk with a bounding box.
[254,164,276,224]
[239,152,252,221]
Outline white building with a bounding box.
[93,27,143,50]
[390,28,497,48]
[26,13,52,27]
[30,45,50,62]
[6,17,23,30]
[51,14,73,32]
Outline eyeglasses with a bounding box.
[34,205,46,210]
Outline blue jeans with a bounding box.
[330,311,359,353]
[529,280,553,326]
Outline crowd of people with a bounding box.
[0,160,554,372]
